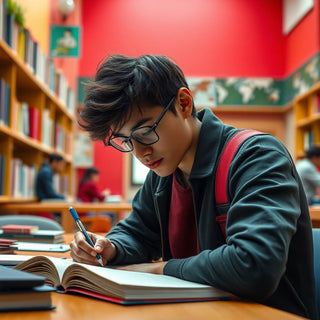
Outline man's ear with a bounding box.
[176,87,193,119]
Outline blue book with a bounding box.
[5,13,14,47]
[0,154,5,195]
[3,80,10,126]
[0,79,4,124]
[0,265,45,290]
[0,284,55,311]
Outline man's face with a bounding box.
[115,104,194,177]
[51,160,66,174]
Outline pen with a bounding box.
[69,206,104,267]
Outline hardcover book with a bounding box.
[0,265,54,312]
[13,255,230,305]
[1,224,39,234]
[0,230,65,243]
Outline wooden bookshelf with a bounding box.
[0,38,75,203]
[294,82,320,161]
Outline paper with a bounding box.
[16,243,70,252]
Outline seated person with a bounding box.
[35,153,66,221]
[70,54,318,319]
[296,145,320,205]
[77,167,113,224]
[77,167,110,202]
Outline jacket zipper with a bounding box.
[154,195,165,260]
[190,183,200,252]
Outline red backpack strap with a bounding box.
[215,129,262,238]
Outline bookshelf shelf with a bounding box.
[295,87,320,160]
[0,30,74,201]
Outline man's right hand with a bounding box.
[70,231,117,266]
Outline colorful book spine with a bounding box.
[0,78,10,126]
[29,106,40,140]
[1,224,39,234]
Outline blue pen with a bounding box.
[69,206,104,267]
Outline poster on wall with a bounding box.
[50,25,80,57]
[283,0,313,34]
[73,132,93,167]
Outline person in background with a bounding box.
[70,54,318,319]
[36,153,66,201]
[35,153,66,222]
[77,167,110,203]
[296,145,320,205]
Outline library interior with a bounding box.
[1,0,320,319]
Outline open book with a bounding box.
[12,256,230,305]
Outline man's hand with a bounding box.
[70,231,117,266]
[116,262,167,275]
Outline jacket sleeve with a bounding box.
[106,171,163,264]
[164,135,303,300]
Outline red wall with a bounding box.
[93,142,124,196]
[78,0,320,197]
[80,0,285,77]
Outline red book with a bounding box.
[1,224,39,234]
[29,106,40,140]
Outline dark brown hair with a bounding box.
[80,54,195,142]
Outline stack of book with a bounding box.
[0,238,17,254]
[0,225,65,243]
[0,265,54,311]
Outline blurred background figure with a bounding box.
[77,167,110,203]
[77,167,113,232]
[35,153,66,222]
[296,145,320,205]
[36,153,66,201]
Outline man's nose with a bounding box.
[132,140,152,158]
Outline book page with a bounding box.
[62,263,229,300]
[14,256,74,288]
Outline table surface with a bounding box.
[0,234,307,320]
[0,202,132,232]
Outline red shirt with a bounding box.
[77,180,105,202]
[168,171,199,259]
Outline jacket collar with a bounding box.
[189,108,226,179]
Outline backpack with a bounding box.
[215,129,263,238]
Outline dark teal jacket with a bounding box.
[107,108,318,319]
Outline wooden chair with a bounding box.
[81,215,112,233]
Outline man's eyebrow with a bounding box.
[131,117,153,131]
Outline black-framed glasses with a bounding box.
[105,95,176,152]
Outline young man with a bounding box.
[36,153,66,201]
[296,145,320,205]
[70,54,318,319]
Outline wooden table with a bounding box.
[0,295,307,320]
[1,234,307,320]
[309,205,320,228]
[0,202,132,232]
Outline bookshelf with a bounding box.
[294,83,320,160]
[0,36,75,203]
